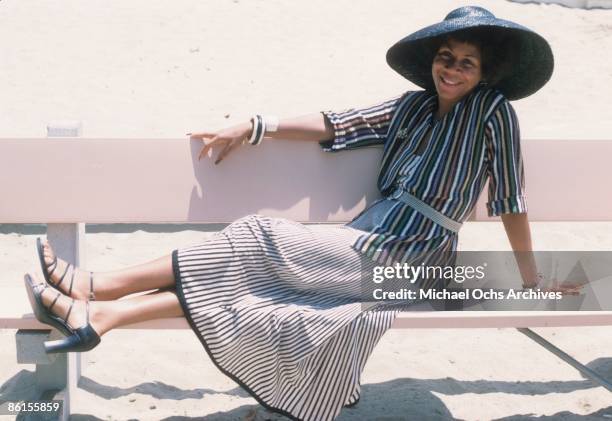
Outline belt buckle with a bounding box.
[391,189,403,200]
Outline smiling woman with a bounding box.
[428,28,518,88]
[431,38,484,118]
[24,5,558,421]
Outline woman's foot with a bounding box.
[33,273,105,337]
[38,238,97,301]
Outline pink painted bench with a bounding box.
[1,134,611,419]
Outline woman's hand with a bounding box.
[523,276,585,296]
[187,121,252,165]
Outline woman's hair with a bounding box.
[423,27,518,87]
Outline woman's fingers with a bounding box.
[191,123,250,163]
[198,136,241,163]
[541,284,584,295]
[192,131,218,161]
[214,140,239,165]
[198,136,220,161]
[188,131,216,139]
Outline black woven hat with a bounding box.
[386,6,554,100]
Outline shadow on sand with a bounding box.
[4,358,610,420]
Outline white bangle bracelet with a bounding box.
[263,115,279,133]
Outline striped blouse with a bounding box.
[319,86,527,267]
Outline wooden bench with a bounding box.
[2,130,612,420]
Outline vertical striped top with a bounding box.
[319,86,527,266]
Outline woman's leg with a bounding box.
[93,255,176,300]
[40,240,176,300]
[91,288,185,336]
[35,273,184,337]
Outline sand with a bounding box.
[0,0,611,140]
[2,225,612,420]
[1,0,612,420]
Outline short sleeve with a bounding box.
[485,100,528,217]
[318,94,403,152]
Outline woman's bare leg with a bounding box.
[91,288,185,336]
[40,239,176,300]
[94,255,176,300]
[35,273,184,337]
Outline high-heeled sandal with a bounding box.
[36,237,96,301]
[24,274,101,354]
[24,274,73,337]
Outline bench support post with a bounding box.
[15,329,77,421]
[47,223,85,381]
[39,223,87,420]
[35,120,87,420]
[517,327,612,392]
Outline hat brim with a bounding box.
[386,20,554,100]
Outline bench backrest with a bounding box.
[1,138,611,223]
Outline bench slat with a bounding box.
[2,138,612,223]
[5,288,611,330]
[6,312,612,330]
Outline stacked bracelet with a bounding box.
[248,114,279,146]
[264,115,279,132]
[248,115,265,146]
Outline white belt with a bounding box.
[389,188,463,233]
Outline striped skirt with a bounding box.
[172,214,402,421]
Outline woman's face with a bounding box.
[431,38,483,105]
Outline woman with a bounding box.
[24,6,567,421]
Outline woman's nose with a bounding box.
[443,66,464,77]
[444,61,462,72]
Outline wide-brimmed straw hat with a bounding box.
[386,6,554,100]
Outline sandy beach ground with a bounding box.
[1,0,612,420]
[1,224,612,420]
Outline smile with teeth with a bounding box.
[440,75,460,86]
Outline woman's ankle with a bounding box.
[88,301,114,336]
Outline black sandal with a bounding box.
[24,274,101,354]
[36,237,96,301]
[24,273,75,337]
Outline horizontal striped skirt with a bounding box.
[172,214,403,421]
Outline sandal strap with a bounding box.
[54,262,71,289]
[33,282,48,296]
[63,298,74,325]
[47,291,61,313]
[47,255,58,277]
[89,272,96,301]
[67,266,76,297]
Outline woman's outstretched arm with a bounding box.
[189,113,334,164]
[500,212,539,286]
[265,113,335,142]
[502,213,583,294]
